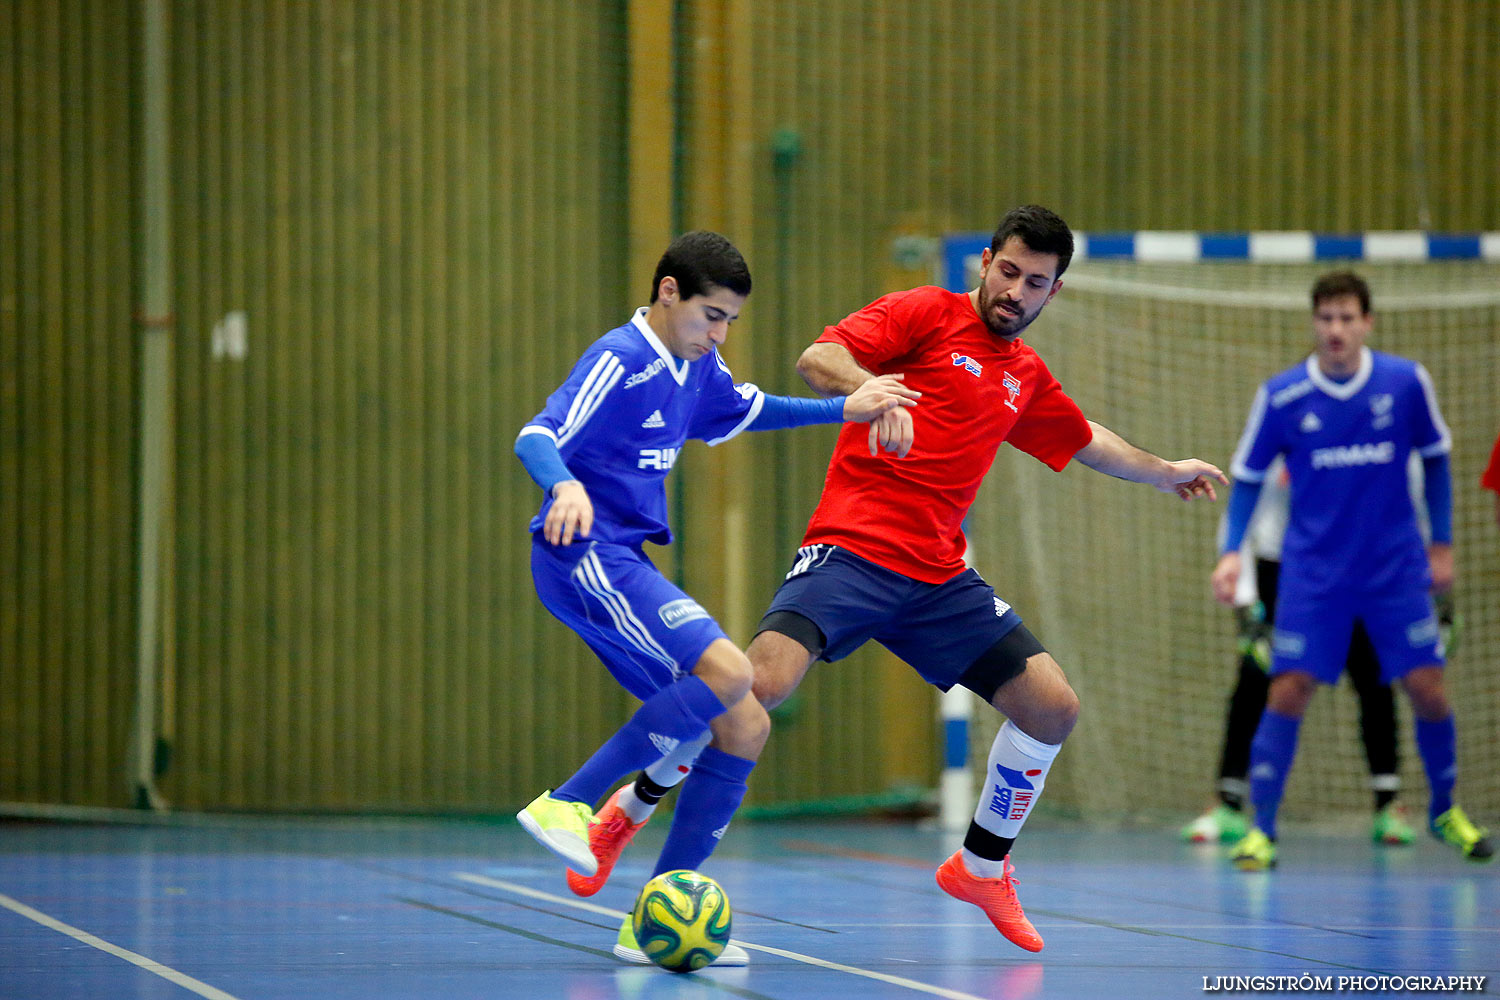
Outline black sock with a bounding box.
[1374,789,1397,811]
[632,771,671,806]
[964,821,1015,862]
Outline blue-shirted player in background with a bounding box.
[1212,270,1492,870]
[512,231,920,964]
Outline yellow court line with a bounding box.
[455,872,991,1000]
[0,891,243,1000]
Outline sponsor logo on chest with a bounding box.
[638,447,680,470]
[951,353,1024,413]
[951,353,983,377]
[625,358,668,389]
[1310,441,1395,469]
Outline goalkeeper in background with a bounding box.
[1186,456,1438,848]
[1212,270,1491,871]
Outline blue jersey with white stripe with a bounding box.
[518,307,764,548]
[1229,348,1450,595]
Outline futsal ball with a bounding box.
[630,869,732,973]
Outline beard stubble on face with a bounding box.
[979,287,1034,339]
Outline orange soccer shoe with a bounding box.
[565,787,651,897]
[935,849,1044,953]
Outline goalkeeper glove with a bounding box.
[1235,601,1272,673]
[1435,591,1462,659]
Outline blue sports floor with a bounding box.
[1,812,1495,999]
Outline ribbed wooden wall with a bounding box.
[4,0,1498,811]
[165,1,632,810]
[0,0,139,806]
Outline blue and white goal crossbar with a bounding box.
[943,230,1500,291]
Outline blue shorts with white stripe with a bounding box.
[531,536,730,700]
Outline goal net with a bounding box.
[946,234,1500,828]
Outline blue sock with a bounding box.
[1249,710,1301,842]
[651,746,755,876]
[1414,715,1457,820]
[555,677,726,806]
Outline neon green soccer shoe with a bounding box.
[1230,828,1277,871]
[1181,803,1249,844]
[1371,803,1415,846]
[1431,806,1494,861]
[613,913,749,967]
[516,790,597,874]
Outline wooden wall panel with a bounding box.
[163,0,632,810]
[0,0,138,806]
[5,0,1497,813]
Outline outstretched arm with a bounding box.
[1074,420,1227,501]
[796,342,917,457]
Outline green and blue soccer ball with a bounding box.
[631,869,732,973]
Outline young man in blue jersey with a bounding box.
[1212,270,1492,870]
[512,230,919,964]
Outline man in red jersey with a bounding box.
[1484,429,1500,527]
[745,206,1226,952]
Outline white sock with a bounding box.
[619,731,710,824]
[965,720,1061,876]
[961,848,1008,879]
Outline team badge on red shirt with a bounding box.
[1002,372,1022,412]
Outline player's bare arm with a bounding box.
[797,342,918,457]
[1210,551,1241,605]
[544,480,594,546]
[1074,420,1227,501]
[1428,542,1454,594]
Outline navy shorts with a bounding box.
[531,537,729,701]
[759,544,1027,691]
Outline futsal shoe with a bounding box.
[613,914,750,967]
[934,850,1044,952]
[516,790,598,875]
[1430,806,1494,861]
[1230,828,1277,871]
[567,787,650,896]
[1181,803,1249,844]
[1371,803,1415,846]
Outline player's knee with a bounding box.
[1401,666,1450,721]
[746,630,812,710]
[1033,685,1080,745]
[1055,685,1081,734]
[1267,672,1316,716]
[692,640,754,707]
[712,695,771,758]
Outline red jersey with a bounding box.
[1483,431,1500,493]
[803,285,1093,584]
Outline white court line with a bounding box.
[456,872,990,1000]
[0,891,242,1000]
